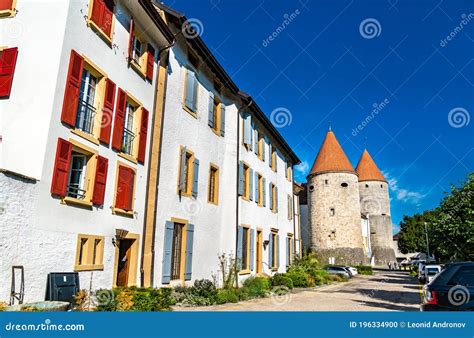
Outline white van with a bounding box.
[424,265,442,283]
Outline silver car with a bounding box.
[326,266,351,278]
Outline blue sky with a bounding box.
[166,0,474,231]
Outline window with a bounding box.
[111,89,149,164]
[242,162,250,200]
[51,138,108,207]
[365,184,369,188]
[76,69,99,135]
[88,0,115,41]
[330,207,335,216]
[178,146,199,197]
[270,231,279,270]
[0,0,16,17]
[286,234,293,267]
[256,173,264,206]
[208,94,225,136]
[170,222,185,280]
[114,163,136,214]
[286,163,292,181]
[183,68,198,115]
[242,113,252,149]
[208,164,219,204]
[75,234,104,271]
[341,182,348,188]
[0,47,18,98]
[127,19,155,81]
[238,225,251,273]
[258,132,264,160]
[271,147,277,172]
[449,266,474,287]
[324,180,329,185]
[270,183,278,213]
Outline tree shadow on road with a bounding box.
[354,299,419,311]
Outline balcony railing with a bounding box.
[67,185,86,200]
[76,99,97,135]
[121,128,135,156]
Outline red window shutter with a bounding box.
[92,155,108,205]
[61,50,84,127]
[51,138,72,197]
[146,44,155,81]
[0,47,18,98]
[0,0,13,11]
[101,0,115,37]
[111,88,126,151]
[99,78,116,145]
[90,0,104,28]
[116,166,134,210]
[128,17,134,62]
[127,169,135,211]
[137,107,149,164]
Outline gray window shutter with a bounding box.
[275,186,279,211]
[288,195,293,220]
[238,161,244,196]
[269,183,273,210]
[184,223,194,280]
[185,69,197,111]
[249,122,254,151]
[249,168,254,201]
[268,233,273,268]
[243,113,251,146]
[179,146,187,192]
[237,225,243,269]
[220,104,225,136]
[262,177,266,207]
[162,221,174,284]
[268,143,272,167]
[262,137,266,161]
[255,174,259,204]
[192,158,199,197]
[250,229,255,271]
[253,126,258,155]
[276,234,280,268]
[275,150,278,172]
[286,237,290,268]
[208,92,215,128]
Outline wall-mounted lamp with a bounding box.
[263,240,270,249]
[112,228,129,247]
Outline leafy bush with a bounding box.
[242,276,271,298]
[216,289,239,304]
[270,273,294,289]
[309,269,330,285]
[354,265,373,275]
[286,266,313,287]
[192,279,218,303]
[0,301,7,312]
[328,274,348,282]
[171,279,217,306]
[95,287,172,312]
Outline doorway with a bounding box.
[116,239,134,287]
[256,230,263,273]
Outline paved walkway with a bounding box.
[176,270,422,311]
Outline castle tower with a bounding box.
[307,130,366,265]
[356,149,396,265]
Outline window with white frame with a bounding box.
[76,70,98,135]
[122,102,137,156]
[67,153,88,199]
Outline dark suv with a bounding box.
[421,262,474,311]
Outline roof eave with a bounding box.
[140,0,175,44]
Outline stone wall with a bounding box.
[369,215,396,265]
[307,172,366,265]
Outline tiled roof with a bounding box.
[309,130,355,176]
[356,150,387,182]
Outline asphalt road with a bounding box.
[176,270,422,311]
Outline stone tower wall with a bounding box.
[368,215,396,265]
[359,181,391,216]
[307,172,366,265]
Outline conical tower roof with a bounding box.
[356,149,387,182]
[309,130,356,176]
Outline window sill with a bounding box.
[112,207,134,218]
[87,19,113,47]
[271,268,278,272]
[239,270,251,275]
[0,9,15,18]
[208,200,219,206]
[182,104,198,118]
[118,152,138,165]
[241,196,250,202]
[71,129,100,146]
[74,264,104,272]
[61,197,93,209]
[130,60,147,79]
[211,128,222,137]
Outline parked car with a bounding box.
[325,266,351,279]
[421,262,474,311]
[344,266,358,276]
[425,265,442,284]
[418,263,427,283]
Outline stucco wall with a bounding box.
[358,181,391,216]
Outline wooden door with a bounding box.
[116,239,133,287]
[256,230,263,273]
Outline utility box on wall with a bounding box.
[45,272,80,303]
